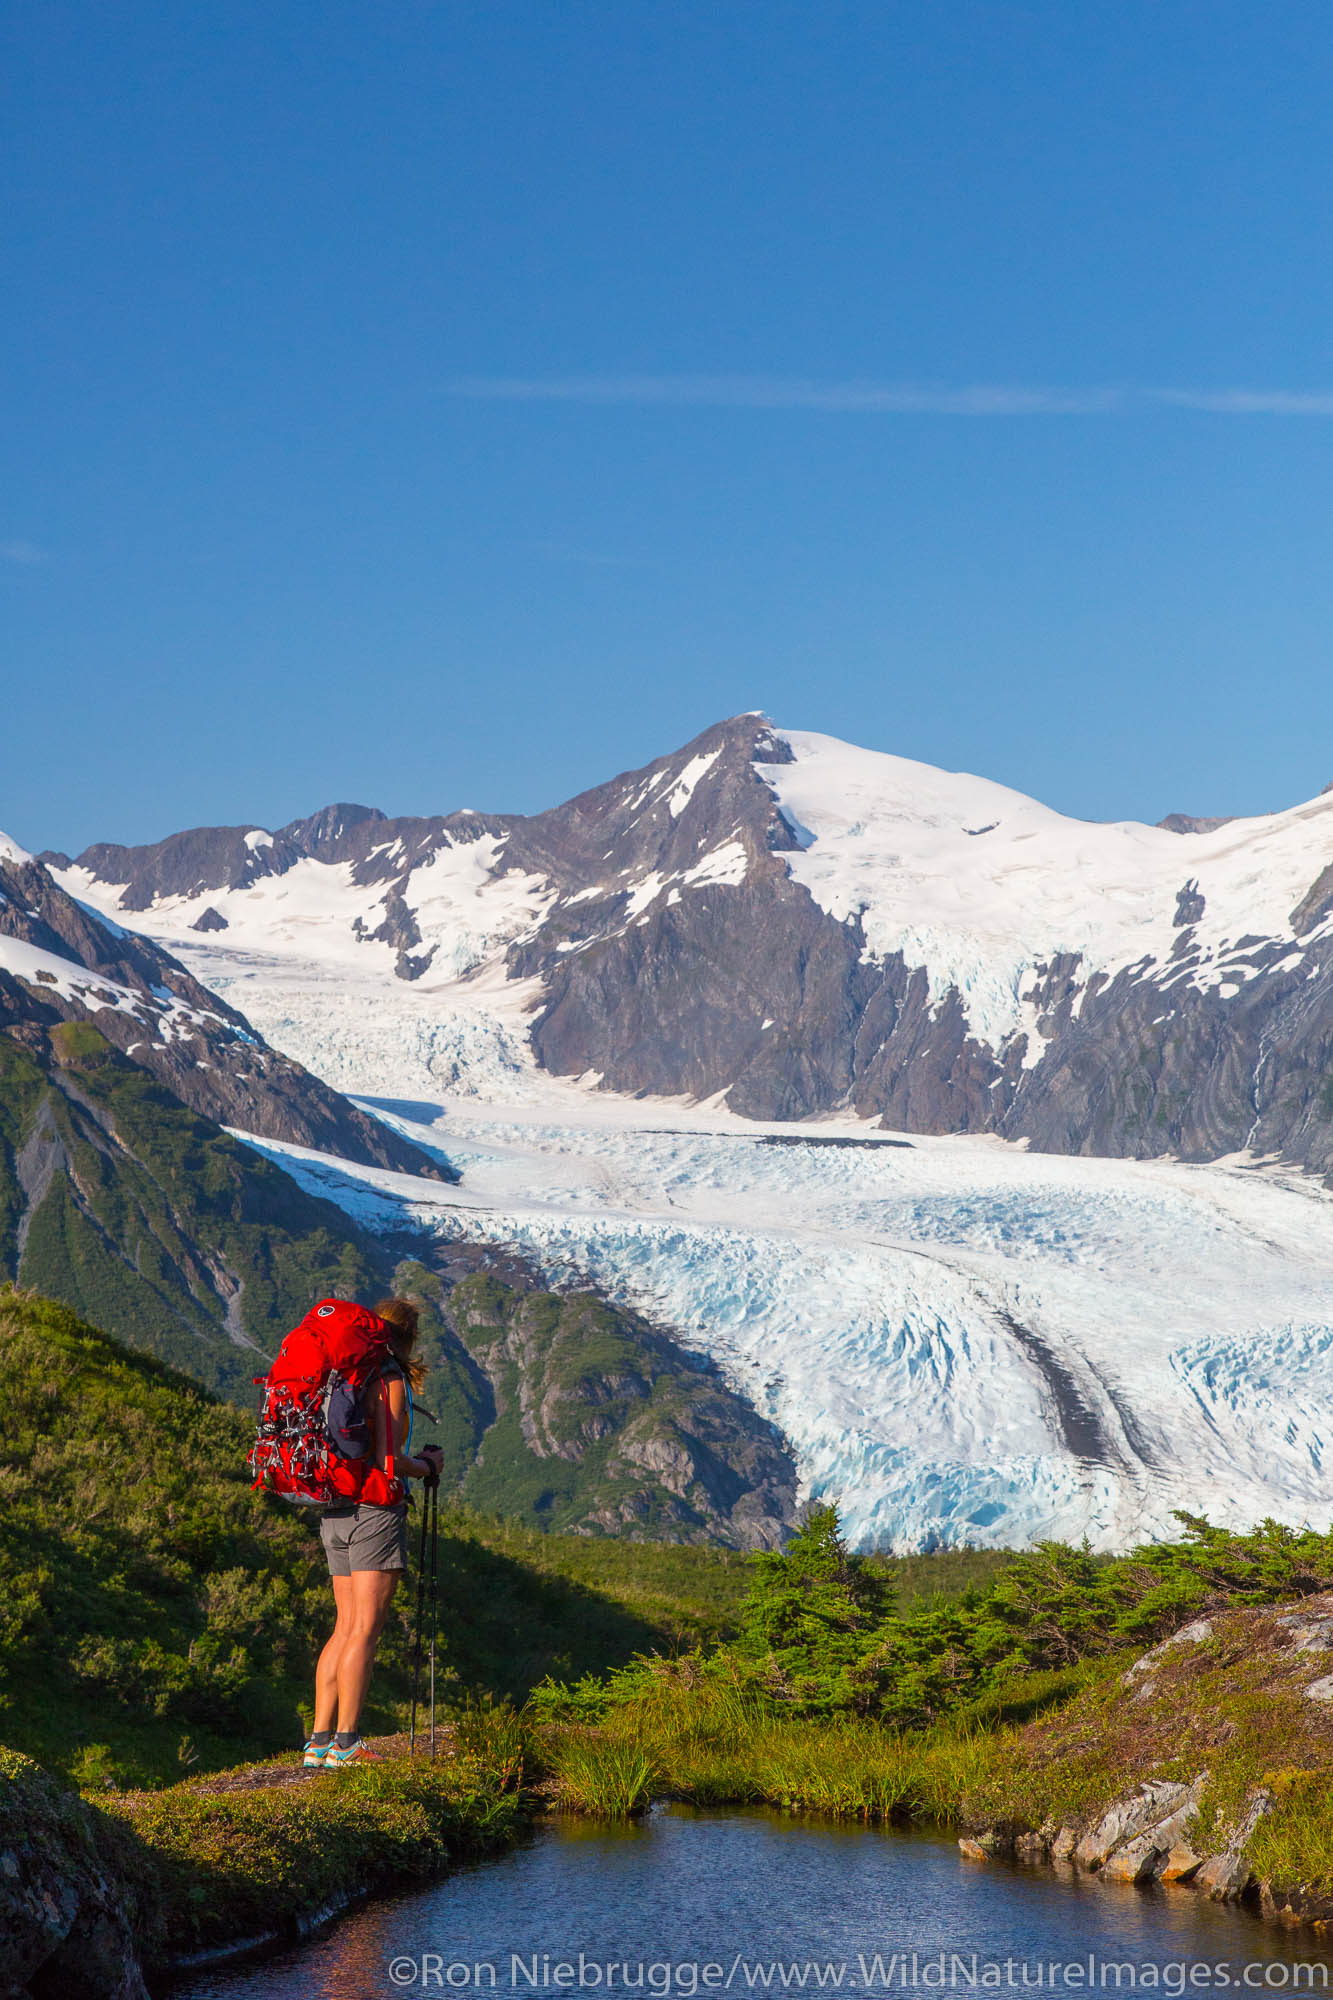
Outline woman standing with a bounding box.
[304,1298,443,1768]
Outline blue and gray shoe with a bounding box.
[327,1737,385,1768]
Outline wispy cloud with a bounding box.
[1155,388,1333,415]
[443,374,1333,418]
[0,538,48,564]
[446,374,1122,414]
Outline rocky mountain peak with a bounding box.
[506,712,796,894]
[275,800,387,859]
[1156,811,1236,835]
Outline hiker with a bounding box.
[305,1298,443,1768]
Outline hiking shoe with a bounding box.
[303,1737,332,1769]
[327,1738,384,1768]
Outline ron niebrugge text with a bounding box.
[387,1956,1331,1993]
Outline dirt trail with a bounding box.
[190,1729,456,1793]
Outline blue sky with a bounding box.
[6,2,1333,852]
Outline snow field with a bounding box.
[759,729,1333,1057]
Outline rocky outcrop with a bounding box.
[0,1748,147,2000]
[958,1601,1333,1932]
[1072,1775,1210,1880]
[962,1773,1273,1901]
[62,803,392,908]
[1157,812,1235,835]
[56,800,513,908]
[1292,862,1333,937]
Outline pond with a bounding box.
[182,1808,1333,2000]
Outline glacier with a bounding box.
[234,1089,1333,1553]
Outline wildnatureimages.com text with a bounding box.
[385,1955,1333,1994]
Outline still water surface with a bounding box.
[182,1809,1333,2000]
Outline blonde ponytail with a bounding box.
[375,1296,428,1394]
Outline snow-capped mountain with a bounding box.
[54,713,1333,1176]
[0,835,443,1176]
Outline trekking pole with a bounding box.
[409,1487,430,1757]
[428,1475,440,1758]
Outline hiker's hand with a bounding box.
[420,1446,444,1488]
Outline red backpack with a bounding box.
[247,1299,404,1507]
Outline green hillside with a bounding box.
[0,1027,797,1543]
[0,1024,387,1396]
[0,1288,1010,1791]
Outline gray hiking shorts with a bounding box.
[320,1503,408,1576]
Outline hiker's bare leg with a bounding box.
[313,1574,354,1732]
[335,1568,400,1735]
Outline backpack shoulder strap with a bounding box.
[372,1355,405,1480]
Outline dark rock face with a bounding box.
[54,800,514,909]
[1000,939,1333,1170]
[0,1748,148,2000]
[57,804,388,909]
[369,886,435,980]
[504,721,1333,1175]
[1157,811,1236,835]
[0,853,449,1181]
[528,874,876,1118]
[1173,880,1206,927]
[1292,862,1333,937]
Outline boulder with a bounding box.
[1190,1786,1271,1903]
[1275,1609,1333,1653]
[0,1749,147,2000]
[1074,1777,1201,1870]
[1102,1839,1162,1885]
[1155,1845,1204,1884]
[1259,1881,1333,1928]
[1194,1851,1254,1902]
[1124,1621,1213,1682]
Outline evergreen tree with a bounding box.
[738,1505,894,1713]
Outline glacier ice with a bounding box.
[233,1098,1333,1553]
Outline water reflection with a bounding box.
[180,1808,1333,2000]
